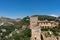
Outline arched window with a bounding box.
[41,35,44,40]
[56,37,59,40]
[35,37,36,40]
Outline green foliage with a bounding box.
[21,28,31,37]
[12,16,30,40]
[49,28,58,36]
[13,28,31,40]
[57,23,60,28]
[0,25,15,35]
[19,16,30,28]
[41,27,49,31]
[0,25,16,40]
[32,15,56,21]
[41,27,60,36]
[22,16,30,26]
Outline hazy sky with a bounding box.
[0,0,60,18]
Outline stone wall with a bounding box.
[30,16,60,40]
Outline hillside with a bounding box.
[0,15,60,40]
[32,15,57,21]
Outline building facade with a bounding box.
[38,20,58,28]
[30,16,59,40]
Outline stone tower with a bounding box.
[30,16,41,40]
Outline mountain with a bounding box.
[0,17,21,26]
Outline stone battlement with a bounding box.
[30,16,60,40]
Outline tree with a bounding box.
[13,28,31,40]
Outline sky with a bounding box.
[0,0,60,18]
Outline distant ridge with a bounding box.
[31,15,57,21]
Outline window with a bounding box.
[41,35,44,40]
[40,22,42,24]
[44,22,45,24]
[35,37,36,40]
[46,22,48,24]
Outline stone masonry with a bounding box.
[30,16,60,40]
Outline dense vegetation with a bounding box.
[41,23,60,36]
[32,15,56,21]
[0,16,30,40]
[0,25,15,40]
[13,28,31,40]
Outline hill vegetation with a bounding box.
[32,15,56,21]
[0,15,60,40]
